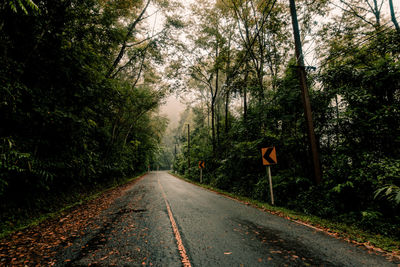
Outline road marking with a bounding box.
[158,179,192,267]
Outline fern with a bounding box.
[374,184,400,206]
[24,0,38,10]
[9,2,17,13]
[8,0,38,14]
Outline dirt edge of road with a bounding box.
[0,173,148,266]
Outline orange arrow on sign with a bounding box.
[198,161,205,169]
[261,147,277,165]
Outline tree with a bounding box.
[388,0,399,33]
[171,0,400,237]
[0,0,175,229]
[335,0,385,29]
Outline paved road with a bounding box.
[55,171,398,266]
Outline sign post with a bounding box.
[198,161,205,183]
[267,166,274,205]
[261,147,277,205]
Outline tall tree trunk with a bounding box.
[244,62,248,120]
[257,26,265,101]
[211,96,216,155]
[388,0,400,33]
[371,0,381,27]
[225,87,230,133]
[207,104,210,129]
[243,86,247,120]
[216,100,221,148]
[258,71,264,100]
[335,94,340,147]
[213,38,219,155]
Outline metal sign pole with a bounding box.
[267,166,275,205]
[200,168,202,183]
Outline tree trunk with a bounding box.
[225,87,230,133]
[372,0,381,27]
[211,97,216,154]
[388,0,400,33]
[244,62,248,120]
[335,94,340,147]
[107,0,151,78]
[243,86,247,120]
[207,104,210,128]
[213,38,219,155]
[216,100,220,148]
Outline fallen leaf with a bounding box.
[100,255,108,261]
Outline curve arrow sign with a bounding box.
[261,147,277,165]
[198,161,205,169]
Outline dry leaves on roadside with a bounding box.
[0,175,146,266]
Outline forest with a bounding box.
[1,0,399,242]
[169,0,400,240]
[0,0,183,234]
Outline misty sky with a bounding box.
[159,95,185,129]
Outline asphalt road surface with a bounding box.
[55,171,398,266]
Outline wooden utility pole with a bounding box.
[289,0,322,184]
[187,124,190,176]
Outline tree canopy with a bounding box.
[0,0,183,231]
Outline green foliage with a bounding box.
[172,23,400,240]
[8,0,38,14]
[0,0,169,231]
[373,158,400,206]
[375,185,400,206]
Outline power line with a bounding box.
[294,21,394,73]
[317,21,395,71]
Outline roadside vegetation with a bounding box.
[170,0,400,249]
[0,0,183,236]
[0,173,146,240]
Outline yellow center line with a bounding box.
[158,178,192,267]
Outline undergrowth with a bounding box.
[0,172,146,240]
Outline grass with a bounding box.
[0,172,146,240]
[169,171,400,254]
